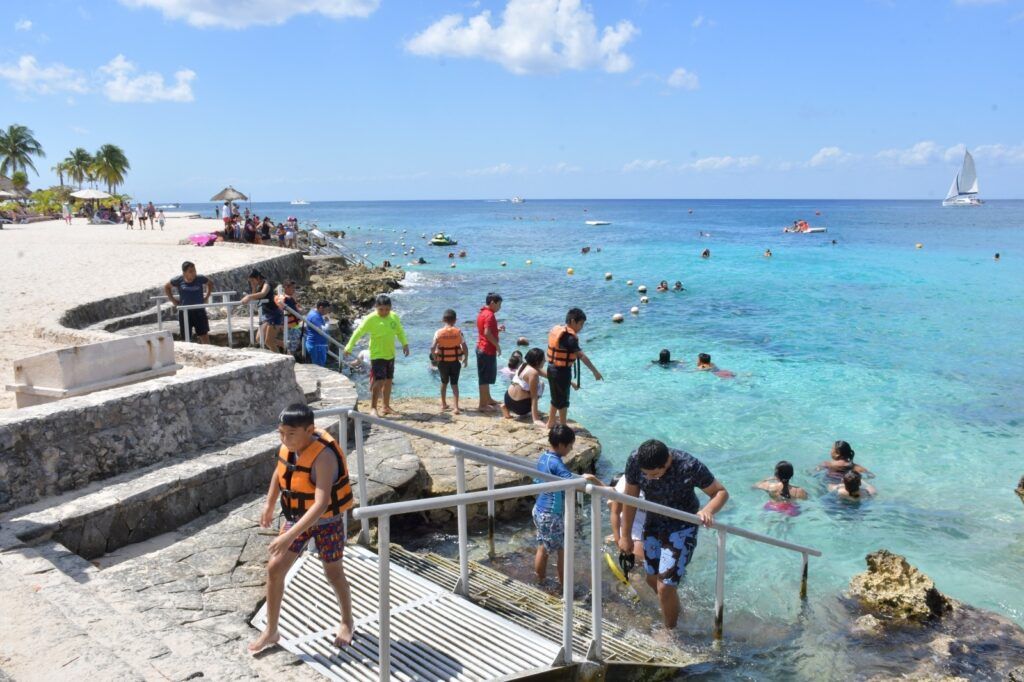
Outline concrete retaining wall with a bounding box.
[0,352,303,512]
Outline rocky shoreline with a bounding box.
[296,256,404,337]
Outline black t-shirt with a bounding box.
[557,330,581,354]
[625,448,716,534]
[169,274,209,306]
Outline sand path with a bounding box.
[0,214,282,410]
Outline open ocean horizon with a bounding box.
[182,198,1023,678]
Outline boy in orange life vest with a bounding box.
[249,404,355,655]
[546,307,603,429]
[430,309,469,414]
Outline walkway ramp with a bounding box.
[251,544,565,681]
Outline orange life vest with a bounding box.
[434,326,464,362]
[275,429,353,522]
[547,325,578,368]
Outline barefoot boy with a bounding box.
[545,308,602,428]
[249,404,355,654]
[532,425,602,586]
[343,294,409,417]
[430,309,468,414]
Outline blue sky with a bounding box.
[3,0,1023,200]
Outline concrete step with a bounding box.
[1,428,280,559]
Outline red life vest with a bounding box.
[547,325,578,368]
[434,326,464,362]
[275,429,353,522]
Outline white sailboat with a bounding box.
[942,150,982,207]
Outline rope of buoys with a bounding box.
[630,306,639,315]
[605,272,613,280]
[626,280,634,286]
[640,296,649,304]
[612,313,624,323]
[637,285,647,293]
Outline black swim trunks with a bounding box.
[438,360,461,385]
[547,364,573,409]
[178,308,210,340]
[370,358,395,383]
[476,350,497,385]
[504,391,531,416]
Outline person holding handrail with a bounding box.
[164,260,213,344]
[304,301,332,367]
[240,269,285,353]
[276,281,303,356]
[617,439,729,629]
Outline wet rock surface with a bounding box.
[849,550,1024,680]
[302,258,403,324]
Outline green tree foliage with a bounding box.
[64,148,94,188]
[0,124,46,177]
[93,144,130,193]
[10,171,29,191]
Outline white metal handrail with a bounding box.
[352,478,586,681]
[174,301,246,346]
[151,291,236,334]
[585,483,821,654]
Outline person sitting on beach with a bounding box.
[701,249,711,259]
[652,349,681,367]
[656,280,669,292]
[609,473,646,567]
[754,461,808,516]
[673,281,684,291]
[248,403,355,655]
[502,348,548,425]
[164,261,213,344]
[499,350,524,381]
[817,440,872,479]
[533,425,603,588]
[546,307,603,429]
[343,294,409,417]
[830,470,876,500]
[696,353,735,378]
[430,309,469,414]
[617,439,729,629]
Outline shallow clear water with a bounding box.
[187,199,1024,675]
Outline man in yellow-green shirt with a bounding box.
[343,294,410,417]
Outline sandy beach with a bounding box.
[0,214,281,410]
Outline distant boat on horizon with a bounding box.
[290,199,310,205]
[585,220,610,226]
[510,196,525,204]
[943,150,983,207]
[156,203,179,209]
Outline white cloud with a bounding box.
[876,140,942,166]
[622,159,669,172]
[406,0,638,75]
[546,161,581,174]
[466,162,515,176]
[691,15,715,28]
[666,67,698,90]
[0,55,88,95]
[71,125,90,134]
[687,155,761,171]
[944,143,966,163]
[15,19,32,31]
[118,0,379,28]
[808,146,854,167]
[100,54,195,102]
[973,143,1024,163]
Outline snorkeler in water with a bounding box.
[830,470,876,500]
[651,349,682,367]
[697,352,735,379]
[754,461,808,516]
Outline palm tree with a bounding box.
[0,124,46,177]
[51,161,68,187]
[93,144,130,193]
[10,171,29,192]
[64,148,94,188]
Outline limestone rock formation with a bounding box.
[849,550,951,624]
[303,258,403,322]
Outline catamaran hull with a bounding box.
[942,196,983,207]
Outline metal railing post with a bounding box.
[453,447,470,596]
[225,303,233,348]
[183,308,191,343]
[156,302,163,331]
[714,531,726,640]
[588,491,603,662]
[486,463,496,559]
[377,514,391,682]
[560,489,575,665]
[355,413,370,547]
[800,552,809,600]
[247,302,255,347]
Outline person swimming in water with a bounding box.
[652,349,682,367]
[817,440,872,479]
[656,280,669,292]
[696,352,735,378]
[673,281,684,291]
[701,248,711,259]
[830,470,875,500]
[755,461,807,516]
[764,249,772,258]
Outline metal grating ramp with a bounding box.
[251,545,564,681]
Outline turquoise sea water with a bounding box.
[188,199,1023,674]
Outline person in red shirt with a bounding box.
[476,292,505,411]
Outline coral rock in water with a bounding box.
[1016,475,1024,506]
[849,550,952,624]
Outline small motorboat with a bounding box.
[585,220,611,226]
[784,226,827,234]
[430,232,458,246]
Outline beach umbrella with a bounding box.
[70,189,112,199]
[210,186,248,202]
